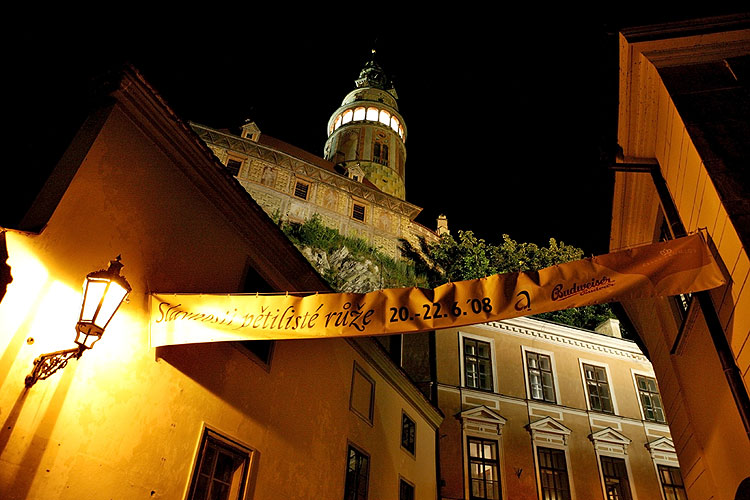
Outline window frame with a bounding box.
[352,202,366,222]
[344,443,370,500]
[598,454,634,500]
[293,179,311,200]
[460,333,495,392]
[186,426,254,500]
[579,360,617,414]
[349,361,375,425]
[536,446,572,500]
[632,371,667,424]
[466,435,502,500]
[400,411,416,457]
[225,157,243,176]
[657,464,687,500]
[522,347,559,404]
[399,477,415,500]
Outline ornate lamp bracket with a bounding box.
[25,345,85,388]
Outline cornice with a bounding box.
[191,124,422,220]
[465,318,649,362]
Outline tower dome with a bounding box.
[324,50,407,199]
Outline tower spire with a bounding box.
[323,52,407,199]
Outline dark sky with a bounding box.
[9,9,745,254]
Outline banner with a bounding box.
[150,233,725,346]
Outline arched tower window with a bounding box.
[342,109,353,124]
[379,110,390,126]
[366,107,379,121]
[353,107,366,121]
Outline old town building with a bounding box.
[402,317,684,500]
[0,66,441,499]
[609,14,750,500]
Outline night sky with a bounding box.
[8,9,745,254]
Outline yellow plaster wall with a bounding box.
[615,44,750,498]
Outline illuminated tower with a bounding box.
[324,50,407,200]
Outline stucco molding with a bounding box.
[471,318,648,362]
[589,427,632,455]
[459,406,507,436]
[527,416,572,447]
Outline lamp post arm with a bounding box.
[25,345,84,388]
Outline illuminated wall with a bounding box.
[610,20,750,500]
[429,318,677,500]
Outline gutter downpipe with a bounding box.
[611,160,750,441]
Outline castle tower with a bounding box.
[324,50,407,200]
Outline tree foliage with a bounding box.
[425,231,615,331]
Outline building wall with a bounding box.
[431,318,678,500]
[0,86,440,499]
[611,24,750,499]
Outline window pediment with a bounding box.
[459,406,506,436]
[589,427,632,455]
[527,416,572,446]
[645,436,675,453]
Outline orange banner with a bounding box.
[149,234,725,346]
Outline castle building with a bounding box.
[191,51,441,261]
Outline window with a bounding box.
[635,375,666,423]
[350,363,375,424]
[379,110,391,126]
[600,456,633,500]
[352,203,366,222]
[342,109,353,124]
[226,158,242,176]
[401,412,416,455]
[526,352,556,403]
[537,447,571,500]
[293,180,310,200]
[353,107,366,121]
[657,465,687,500]
[187,429,252,500]
[399,479,415,500]
[344,445,369,500]
[583,363,613,413]
[468,437,501,499]
[464,337,493,391]
[238,263,276,366]
[366,107,379,121]
[373,139,389,165]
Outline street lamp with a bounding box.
[25,256,131,388]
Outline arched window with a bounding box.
[390,116,400,133]
[334,115,342,130]
[342,109,353,124]
[353,107,366,121]
[379,110,390,126]
[366,107,379,121]
[398,126,404,139]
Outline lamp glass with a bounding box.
[80,279,108,322]
[96,281,128,329]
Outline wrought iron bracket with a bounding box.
[25,345,85,388]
